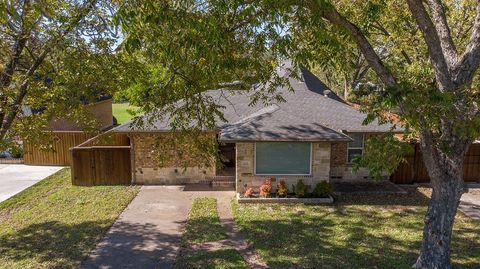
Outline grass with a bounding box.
[112,103,141,124]
[182,197,226,244]
[233,188,480,269]
[175,249,249,269]
[177,197,248,268]
[0,168,140,269]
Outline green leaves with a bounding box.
[352,134,414,180]
[124,38,141,53]
[115,0,292,131]
[0,0,120,148]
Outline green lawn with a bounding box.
[176,249,249,269]
[177,197,248,268]
[0,168,140,269]
[181,197,226,245]
[233,189,480,269]
[112,103,141,124]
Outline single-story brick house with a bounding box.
[113,68,399,190]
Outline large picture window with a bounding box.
[255,142,311,175]
[347,133,364,163]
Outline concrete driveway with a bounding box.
[459,190,480,220]
[0,164,63,202]
[82,186,235,269]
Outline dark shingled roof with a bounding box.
[114,67,398,142]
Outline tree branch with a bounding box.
[427,0,458,64]
[371,22,413,64]
[0,0,32,87]
[0,0,33,131]
[407,0,454,91]
[318,4,397,88]
[0,0,98,140]
[452,2,480,86]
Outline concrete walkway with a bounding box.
[184,194,269,268]
[459,190,480,220]
[82,186,236,269]
[0,164,62,202]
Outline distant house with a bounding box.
[113,66,399,190]
[22,95,114,166]
[50,97,114,131]
[24,95,114,131]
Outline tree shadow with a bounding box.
[0,220,184,269]
[182,215,226,245]
[233,202,480,268]
[82,220,184,268]
[0,220,111,268]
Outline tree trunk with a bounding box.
[414,141,466,269]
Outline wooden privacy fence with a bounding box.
[71,132,132,186]
[24,132,94,165]
[390,144,480,184]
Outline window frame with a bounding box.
[254,142,313,176]
[347,133,365,164]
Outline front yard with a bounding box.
[0,168,139,269]
[1,170,478,269]
[233,188,480,268]
[177,197,248,269]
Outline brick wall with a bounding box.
[330,142,347,167]
[329,133,382,181]
[236,142,331,193]
[131,133,215,184]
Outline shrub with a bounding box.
[259,178,273,198]
[293,180,309,198]
[10,145,24,158]
[313,181,333,198]
[276,180,288,198]
[244,187,255,198]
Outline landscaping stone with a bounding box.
[236,193,334,204]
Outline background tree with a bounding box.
[0,0,119,149]
[117,0,479,267]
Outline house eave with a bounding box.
[218,137,352,143]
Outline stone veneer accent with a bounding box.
[130,132,384,185]
[131,133,215,185]
[236,142,331,193]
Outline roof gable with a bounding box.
[114,67,399,140]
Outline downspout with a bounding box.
[129,133,136,185]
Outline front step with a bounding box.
[205,175,235,189]
[209,175,235,181]
[211,180,235,188]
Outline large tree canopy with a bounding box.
[117,0,480,267]
[0,0,119,148]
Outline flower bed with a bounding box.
[237,178,334,204]
[236,192,334,204]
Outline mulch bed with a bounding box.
[333,181,406,194]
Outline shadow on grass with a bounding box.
[0,220,184,269]
[0,220,111,268]
[182,215,226,245]
[233,197,480,269]
[176,248,248,269]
